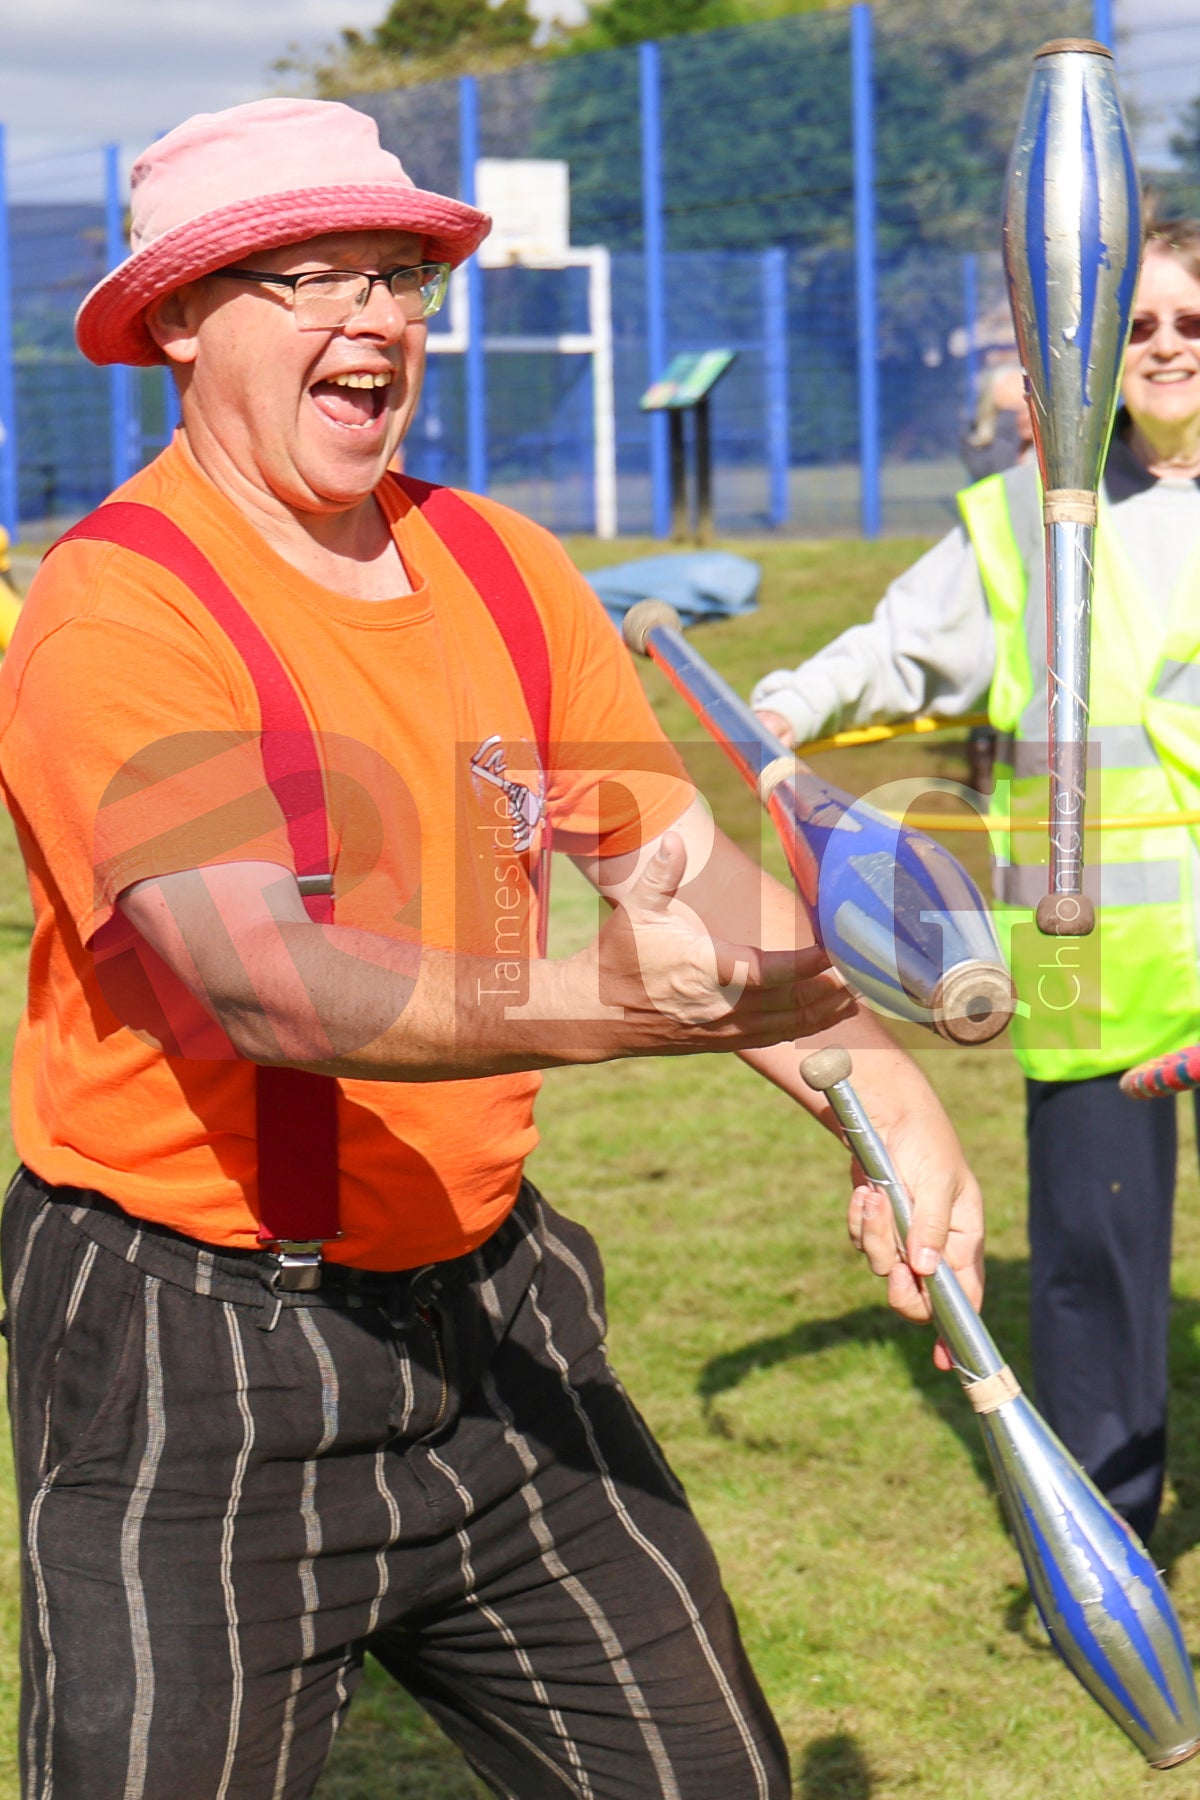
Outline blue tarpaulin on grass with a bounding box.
[586,552,760,629]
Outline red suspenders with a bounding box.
[394,477,552,768]
[51,477,552,1283]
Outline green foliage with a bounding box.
[534,0,1090,259]
[556,0,742,56]
[359,0,537,62]
[273,0,542,96]
[558,0,837,56]
[1170,94,1200,180]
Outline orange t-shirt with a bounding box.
[0,437,692,1267]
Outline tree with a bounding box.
[530,0,1096,258]
[556,0,741,56]
[534,0,1047,259]
[275,0,543,96]
[1170,95,1200,182]
[360,0,537,61]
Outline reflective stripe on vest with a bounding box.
[997,860,1181,909]
[1155,660,1200,707]
[959,467,1200,1080]
[996,722,1161,779]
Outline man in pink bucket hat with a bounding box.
[0,98,981,1797]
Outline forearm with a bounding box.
[740,1009,940,1140]
[213,916,595,1079]
[118,867,607,1079]
[237,919,807,1080]
[117,847,852,1081]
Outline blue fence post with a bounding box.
[459,76,487,496]
[851,4,881,539]
[105,145,136,490]
[962,250,979,420]
[640,41,670,539]
[0,125,17,539]
[763,247,789,527]
[163,369,181,437]
[1092,0,1114,50]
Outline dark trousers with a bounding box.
[2,1170,788,1800]
[1026,1074,1199,1543]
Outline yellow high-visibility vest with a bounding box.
[959,467,1200,1080]
[0,526,19,649]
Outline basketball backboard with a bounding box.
[474,159,571,267]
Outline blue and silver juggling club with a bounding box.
[801,1044,1200,1769]
[1003,39,1141,937]
[622,601,1014,1045]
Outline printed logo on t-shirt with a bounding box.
[469,734,545,855]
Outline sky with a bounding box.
[1,0,584,194]
[1120,0,1200,162]
[2,0,1198,195]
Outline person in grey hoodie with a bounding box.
[753,220,1200,1546]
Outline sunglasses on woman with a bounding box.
[1128,312,1200,345]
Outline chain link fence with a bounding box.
[0,0,1193,542]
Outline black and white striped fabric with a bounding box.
[3,1170,789,1800]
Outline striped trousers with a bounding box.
[3,1170,789,1800]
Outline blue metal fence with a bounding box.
[0,126,17,538]
[0,0,1179,543]
[851,3,880,539]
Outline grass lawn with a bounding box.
[3,535,1200,1796]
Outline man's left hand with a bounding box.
[847,1102,984,1370]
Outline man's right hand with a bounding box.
[549,829,855,1057]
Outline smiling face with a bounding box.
[1121,244,1200,434]
[148,229,428,520]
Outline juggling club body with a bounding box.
[1003,39,1141,936]
[1121,1044,1200,1099]
[622,600,1014,1045]
[801,1045,1200,1769]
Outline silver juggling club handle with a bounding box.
[1003,40,1141,936]
[800,1044,1200,1770]
[799,1046,1002,1387]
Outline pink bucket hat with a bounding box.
[76,97,491,368]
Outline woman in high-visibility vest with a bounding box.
[753,220,1200,1547]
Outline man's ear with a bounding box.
[144,282,205,366]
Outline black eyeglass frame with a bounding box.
[212,262,452,325]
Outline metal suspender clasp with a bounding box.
[269,1241,325,1292]
[296,872,335,898]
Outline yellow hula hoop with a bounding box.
[882,811,1200,833]
[796,717,1200,832]
[802,712,992,755]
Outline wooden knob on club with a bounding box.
[1034,38,1112,59]
[1036,892,1095,937]
[932,962,1017,1045]
[622,599,683,656]
[800,1046,853,1092]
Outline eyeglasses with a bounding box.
[213,262,452,329]
[1128,312,1200,345]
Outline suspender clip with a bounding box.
[269,1241,325,1292]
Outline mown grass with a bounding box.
[3,536,1200,1796]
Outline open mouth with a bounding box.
[309,370,394,428]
